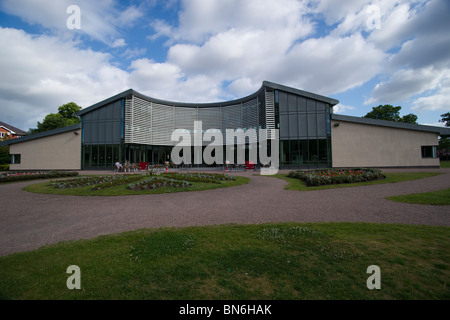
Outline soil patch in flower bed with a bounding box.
[288,168,386,187]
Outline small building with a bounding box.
[3,124,81,170]
[1,81,449,171]
[0,121,27,139]
[331,114,447,168]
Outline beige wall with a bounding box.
[9,129,81,170]
[331,120,439,167]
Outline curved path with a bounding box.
[1,168,449,256]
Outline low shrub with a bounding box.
[288,168,385,187]
[0,164,9,171]
[0,171,78,183]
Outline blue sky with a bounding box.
[0,0,449,132]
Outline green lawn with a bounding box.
[0,222,449,300]
[23,174,249,196]
[440,160,450,168]
[387,188,450,206]
[268,172,442,191]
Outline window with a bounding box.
[421,146,437,158]
[11,154,21,164]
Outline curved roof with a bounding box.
[76,80,339,116]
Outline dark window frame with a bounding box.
[421,145,437,158]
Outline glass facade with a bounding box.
[80,84,335,169]
[276,90,332,168]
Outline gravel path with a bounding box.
[1,168,449,256]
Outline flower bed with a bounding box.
[127,176,191,191]
[288,168,385,187]
[0,171,78,183]
[162,172,235,184]
[51,174,144,190]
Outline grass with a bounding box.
[387,188,450,206]
[267,172,442,191]
[440,160,450,168]
[0,222,449,300]
[23,174,249,196]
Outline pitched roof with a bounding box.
[0,121,27,136]
[0,123,81,146]
[332,114,450,136]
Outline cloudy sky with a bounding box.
[0,0,449,131]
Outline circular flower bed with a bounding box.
[51,174,144,190]
[127,176,191,191]
[162,172,236,183]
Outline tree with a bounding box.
[363,105,418,124]
[29,102,82,134]
[438,112,450,160]
[399,113,418,124]
[439,112,450,127]
[0,135,12,165]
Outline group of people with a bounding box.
[114,160,138,172]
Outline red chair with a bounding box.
[139,162,147,171]
[245,161,255,170]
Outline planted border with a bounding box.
[51,174,146,191]
[127,176,191,191]
[0,171,78,183]
[288,168,386,187]
[162,172,236,184]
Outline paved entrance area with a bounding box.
[1,168,449,256]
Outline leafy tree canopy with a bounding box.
[29,102,82,134]
[439,112,450,127]
[363,105,418,124]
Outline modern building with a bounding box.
[1,81,449,171]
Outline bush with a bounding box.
[0,164,9,171]
[0,171,79,183]
[288,168,385,187]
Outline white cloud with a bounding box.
[0,27,128,130]
[412,83,450,112]
[127,58,223,103]
[365,0,450,114]
[0,0,142,45]
[112,38,126,48]
[333,104,356,114]
[152,0,313,44]
[365,67,442,104]
[422,122,446,128]
[2,0,450,131]
[269,34,386,95]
